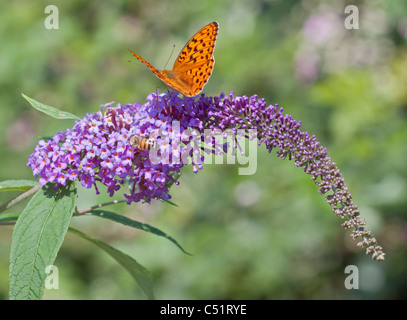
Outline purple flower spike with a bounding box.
[27,91,385,261]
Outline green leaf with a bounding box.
[22,93,81,120]
[68,227,155,300]
[160,198,179,207]
[0,180,39,192]
[87,210,190,255]
[9,183,77,300]
[0,212,20,223]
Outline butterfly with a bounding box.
[128,22,219,97]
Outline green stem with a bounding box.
[0,185,42,214]
[74,199,128,215]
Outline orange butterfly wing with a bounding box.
[128,22,219,97]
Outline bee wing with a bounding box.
[149,130,159,139]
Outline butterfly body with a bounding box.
[129,22,219,97]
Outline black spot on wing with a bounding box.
[175,22,218,66]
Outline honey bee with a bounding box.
[129,134,157,151]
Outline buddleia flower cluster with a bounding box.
[27,91,385,260]
[28,92,205,203]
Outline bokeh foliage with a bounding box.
[1,0,406,299]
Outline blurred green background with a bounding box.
[1,0,406,299]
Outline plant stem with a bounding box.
[0,185,42,214]
[75,199,128,215]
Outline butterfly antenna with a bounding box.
[164,44,176,69]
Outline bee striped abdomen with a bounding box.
[129,135,157,150]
